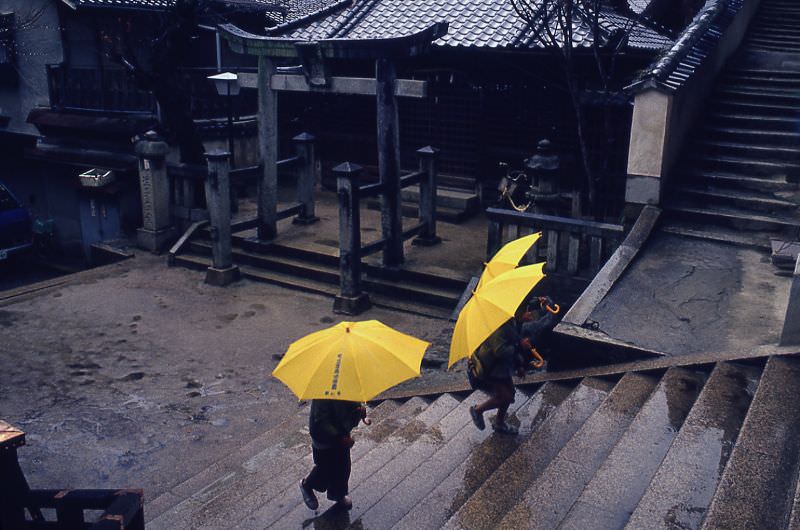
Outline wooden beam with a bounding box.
[238,73,428,98]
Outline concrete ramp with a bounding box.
[557,216,792,361]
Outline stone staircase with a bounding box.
[172,233,466,320]
[144,355,800,529]
[663,0,800,250]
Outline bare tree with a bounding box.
[511,0,645,218]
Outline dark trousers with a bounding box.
[305,446,352,500]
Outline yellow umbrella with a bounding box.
[476,232,542,291]
[449,262,546,368]
[273,320,430,402]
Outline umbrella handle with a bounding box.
[362,417,372,426]
[528,347,545,369]
[545,303,560,315]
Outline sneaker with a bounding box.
[491,420,519,435]
[470,405,485,431]
[333,495,353,510]
[300,479,319,510]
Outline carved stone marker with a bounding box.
[204,150,240,286]
[135,131,176,252]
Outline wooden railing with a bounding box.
[485,207,625,281]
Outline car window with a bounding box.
[0,184,21,212]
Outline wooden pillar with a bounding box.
[333,162,371,315]
[292,132,319,225]
[204,150,240,286]
[413,146,441,246]
[375,58,403,269]
[257,56,278,241]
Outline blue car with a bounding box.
[0,181,33,261]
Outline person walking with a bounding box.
[300,399,367,511]
[467,301,537,435]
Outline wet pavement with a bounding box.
[0,253,447,514]
[589,232,792,356]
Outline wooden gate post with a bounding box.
[413,146,441,246]
[333,162,371,315]
[376,58,404,269]
[257,56,278,241]
[292,132,319,225]
[204,150,240,286]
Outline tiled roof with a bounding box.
[270,0,672,51]
[628,0,745,93]
[61,0,175,9]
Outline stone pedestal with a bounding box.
[333,293,371,315]
[205,265,241,287]
[135,131,176,252]
[137,226,177,253]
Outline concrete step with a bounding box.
[557,367,707,530]
[352,387,540,528]
[702,357,800,530]
[723,67,800,80]
[696,139,800,162]
[625,362,760,530]
[716,86,800,105]
[673,186,798,214]
[747,38,800,50]
[720,73,800,87]
[176,398,407,530]
[222,396,431,529]
[709,111,800,132]
[145,401,314,524]
[365,197,475,224]
[660,221,775,251]
[663,201,800,232]
[712,97,800,117]
[692,154,800,180]
[392,381,575,530]
[190,239,463,309]
[441,377,616,530]
[331,391,488,526]
[701,126,800,148]
[401,185,480,212]
[747,42,800,53]
[718,82,800,96]
[498,372,660,530]
[146,400,321,529]
[173,253,454,319]
[237,235,469,291]
[270,393,464,528]
[685,168,797,192]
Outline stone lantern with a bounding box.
[524,139,563,215]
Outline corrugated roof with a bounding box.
[271,0,672,51]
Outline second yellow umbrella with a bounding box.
[449,262,546,368]
[273,320,430,402]
[476,232,541,291]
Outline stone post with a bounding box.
[203,150,240,286]
[413,146,441,246]
[135,131,176,252]
[292,132,319,225]
[333,162,371,315]
[780,255,800,345]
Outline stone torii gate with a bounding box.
[218,22,448,269]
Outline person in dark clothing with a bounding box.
[467,302,537,435]
[520,295,560,368]
[300,399,367,511]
